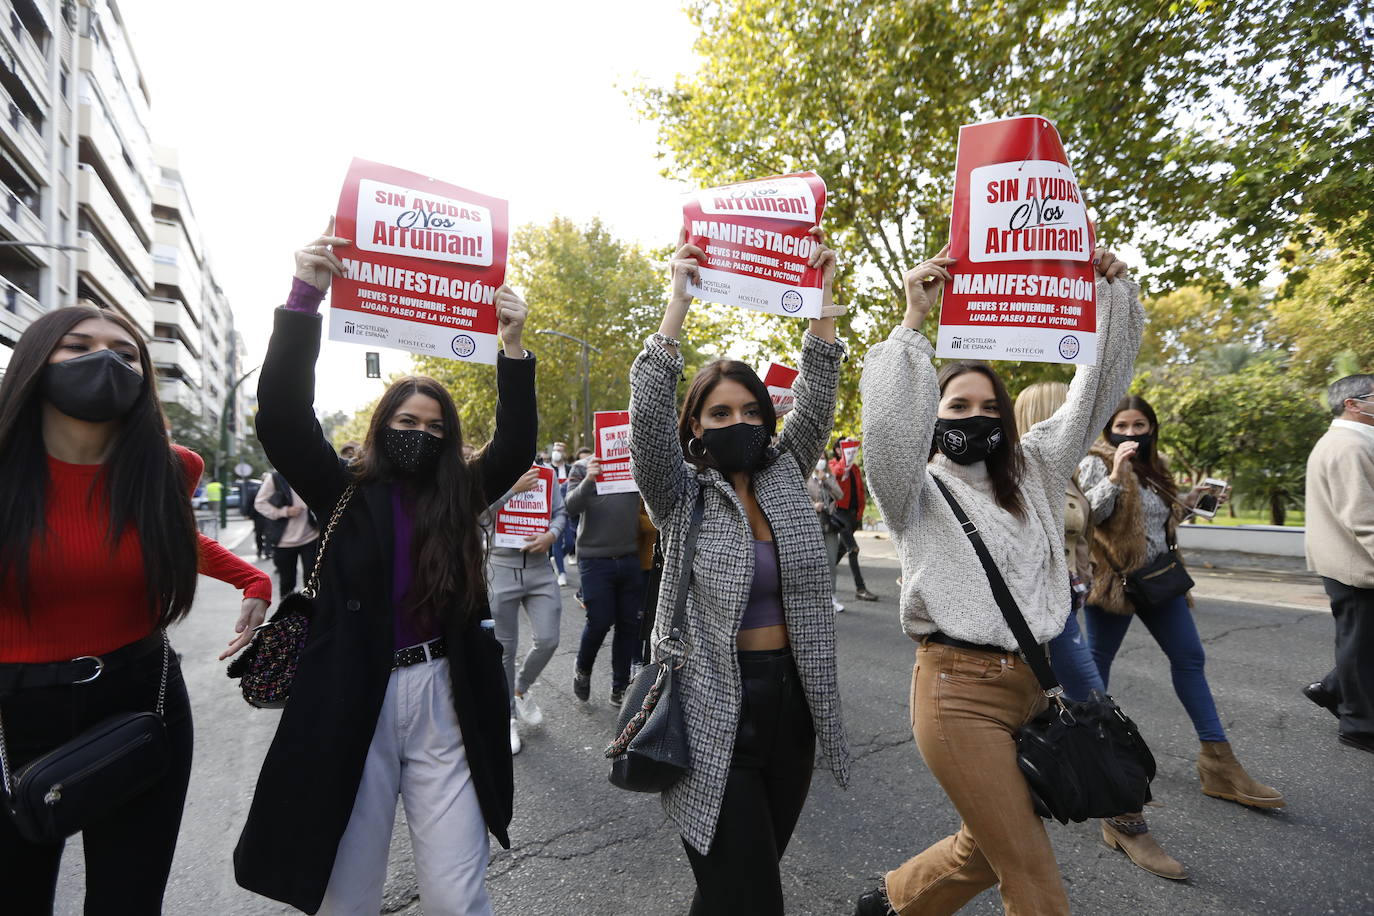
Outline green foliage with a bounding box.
[1271,218,1374,385]
[164,402,219,463]
[413,217,738,451]
[1138,353,1329,525]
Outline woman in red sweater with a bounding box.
[0,304,272,913]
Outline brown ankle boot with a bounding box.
[1102,813,1187,880]
[1197,740,1285,808]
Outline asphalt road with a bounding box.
[56,537,1373,915]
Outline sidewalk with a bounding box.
[853,530,1330,614]
[196,514,256,555]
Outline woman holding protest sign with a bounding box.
[1078,397,1284,811]
[234,222,537,916]
[855,245,1140,915]
[627,227,851,915]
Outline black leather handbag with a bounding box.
[228,484,355,708]
[0,634,172,844]
[605,488,704,792]
[1111,483,1195,611]
[933,477,1156,824]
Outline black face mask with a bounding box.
[381,428,444,476]
[933,415,1005,465]
[701,422,770,473]
[1106,431,1154,460]
[42,349,145,423]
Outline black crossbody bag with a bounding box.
[932,477,1156,824]
[0,633,172,844]
[605,487,705,792]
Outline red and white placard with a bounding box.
[762,361,799,416]
[593,410,637,495]
[493,465,555,548]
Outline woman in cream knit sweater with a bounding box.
[853,247,1141,916]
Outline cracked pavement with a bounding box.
[54,528,1374,915]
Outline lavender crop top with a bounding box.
[739,540,785,631]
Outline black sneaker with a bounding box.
[573,668,591,702]
[854,884,895,916]
[1338,732,1374,754]
[855,588,880,602]
[610,686,625,708]
[1302,682,1340,717]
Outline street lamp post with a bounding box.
[534,328,601,449]
[217,366,260,529]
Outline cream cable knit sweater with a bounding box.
[860,276,1145,650]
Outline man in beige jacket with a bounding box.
[1303,374,1374,754]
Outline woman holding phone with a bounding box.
[1079,397,1284,810]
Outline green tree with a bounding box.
[1270,220,1374,385]
[164,403,218,463]
[414,217,736,451]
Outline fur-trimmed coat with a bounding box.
[1080,442,1187,615]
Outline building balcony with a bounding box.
[2,4,50,105]
[77,96,153,242]
[0,79,45,172]
[77,164,153,288]
[151,295,203,356]
[77,231,153,335]
[150,336,202,388]
[0,184,45,250]
[157,374,202,413]
[0,269,40,340]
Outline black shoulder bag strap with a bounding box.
[930,474,1063,699]
[647,484,707,662]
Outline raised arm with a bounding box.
[1020,254,1145,483]
[1077,452,1121,524]
[860,252,951,531]
[777,332,845,474]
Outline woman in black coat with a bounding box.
[233,223,537,915]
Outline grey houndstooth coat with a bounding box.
[628,332,852,855]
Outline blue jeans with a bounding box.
[1084,594,1226,741]
[551,516,577,575]
[1047,610,1104,702]
[575,554,646,690]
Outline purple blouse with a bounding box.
[738,540,784,631]
[391,486,439,650]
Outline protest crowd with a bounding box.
[1,136,1371,916]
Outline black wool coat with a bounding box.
[233,308,536,913]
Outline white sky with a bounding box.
[118,0,700,413]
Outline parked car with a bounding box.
[192,484,242,511]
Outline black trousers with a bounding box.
[0,638,194,915]
[1319,578,1374,739]
[832,507,867,591]
[273,539,319,595]
[683,648,816,916]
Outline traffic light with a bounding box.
[365,351,380,378]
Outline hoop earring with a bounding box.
[687,437,706,458]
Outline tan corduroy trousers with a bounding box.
[885,640,1070,916]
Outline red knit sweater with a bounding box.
[0,445,272,663]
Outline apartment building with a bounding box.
[0,0,246,448]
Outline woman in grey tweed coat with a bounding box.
[627,231,852,915]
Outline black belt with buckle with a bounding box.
[926,631,1021,658]
[393,638,447,669]
[0,631,164,692]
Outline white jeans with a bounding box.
[318,657,493,916]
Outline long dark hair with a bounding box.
[677,360,777,470]
[930,360,1026,518]
[351,376,486,631]
[0,305,199,622]
[1104,395,1177,499]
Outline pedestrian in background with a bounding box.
[488,463,567,755]
[808,457,844,612]
[565,450,647,707]
[629,229,851,915]
[0,304,270,913]
[234,223,536,916]
[829,437,879,603]
[254,469,321,597]
[548,440,576,586]
[1015,380,1185,881]
[857,246,1138,916]
[1080,396,1285,809]
[1302,373,1374,754]
[239,473,271,559]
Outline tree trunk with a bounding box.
[1269,490,1286,526]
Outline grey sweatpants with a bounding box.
[488,559,562,711]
